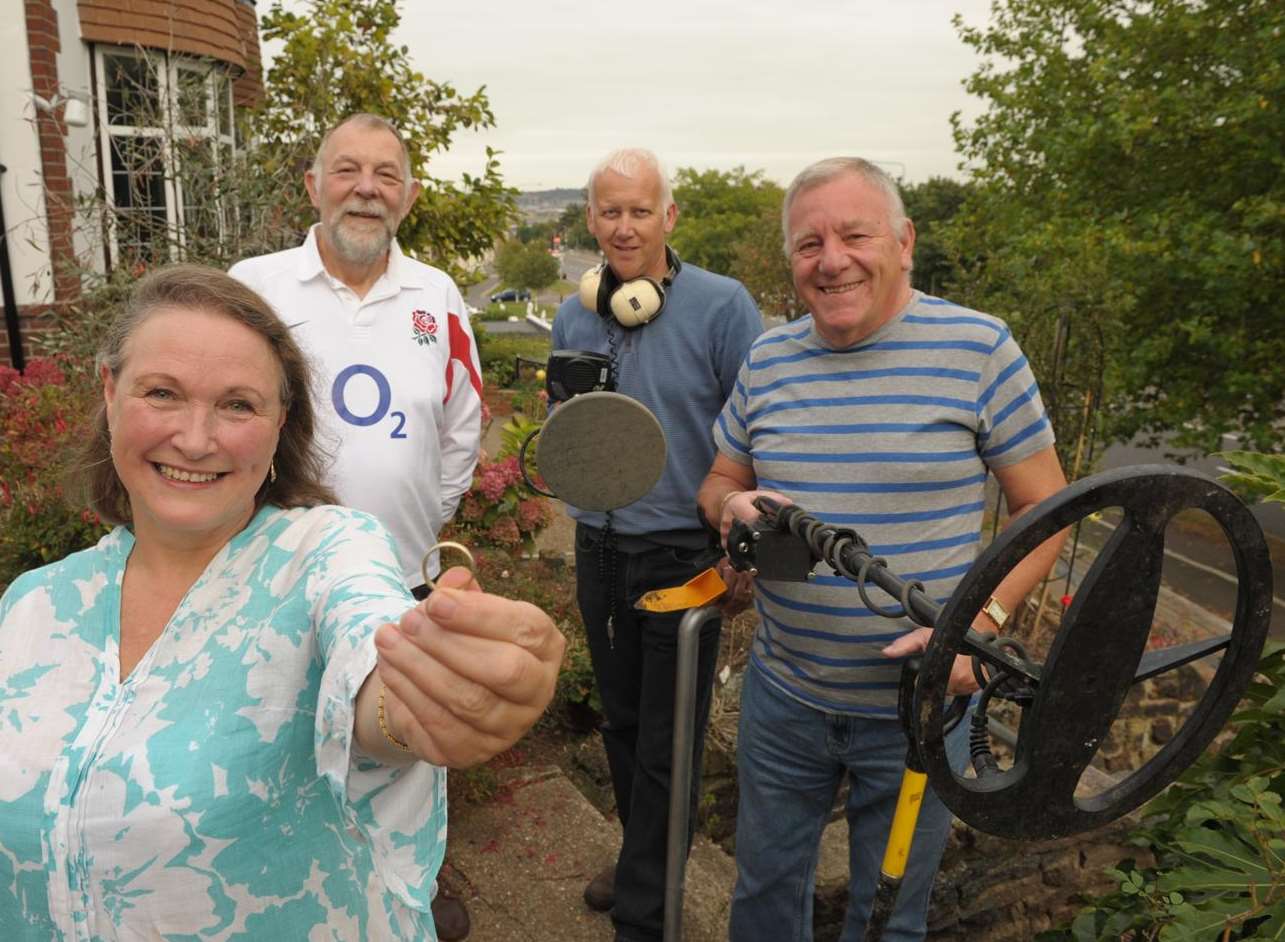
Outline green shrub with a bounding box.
[0,357,111,591]
[1037,643,1285,941]
[509,380,547,422]
[474,302,526,322]
[476,333,550,388]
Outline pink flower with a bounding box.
[0,366,19,396]
[498,456,523,487]
[517,498,551,532]
[460,495,483,522]
[478,464,509,502]
[22,357,66,388]
[487,515,521,546]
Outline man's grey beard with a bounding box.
[327,216,394,267]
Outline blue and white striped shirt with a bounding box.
[714,292,1055,716]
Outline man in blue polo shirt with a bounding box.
[698,157,1067,942]
[551,147,763,942]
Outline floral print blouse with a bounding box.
[0,505,445,940]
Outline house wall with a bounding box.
[3,4,53,311]
[2,0,260,367]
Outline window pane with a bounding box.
[104,55,161,128]
[179,138,220,243]
[109,136,168,262]
[216,74,232,138]
[177,67,209,128]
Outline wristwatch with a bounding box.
[981,595,1010,630]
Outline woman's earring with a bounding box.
[269,460,277,484]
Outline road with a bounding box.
[1090,437,1285,639]
[1100,435,1285,541]
[464,248,601,312]
[1062,509,1285,641]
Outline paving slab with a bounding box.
[447,766,733,942]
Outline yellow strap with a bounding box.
[634,567,728,612]
[880,769,928,879]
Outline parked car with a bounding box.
[489,287,531,303]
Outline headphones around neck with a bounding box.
[578,247,682,328]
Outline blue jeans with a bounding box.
[730,664,969,942]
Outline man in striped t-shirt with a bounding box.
[697,158,1067,942]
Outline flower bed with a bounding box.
[0,356,110,589]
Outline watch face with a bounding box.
[984,597,1009,627]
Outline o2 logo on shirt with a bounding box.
[332,364,408,439]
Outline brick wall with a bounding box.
[0,305,57,369]
[24,0,77,305]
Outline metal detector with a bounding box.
[660,465,1272,942]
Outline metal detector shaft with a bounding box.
[863,659,937,942]
[664,605,721,942]
[863,767,929,942]
[754,502,1042,685]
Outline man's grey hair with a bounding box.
[586,148,674,213]
[310,113,413,183]
[781,157,908,254]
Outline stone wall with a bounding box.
[811,813,1150,941]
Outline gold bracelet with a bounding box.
[377,684,413,752]
[718,489,743,519]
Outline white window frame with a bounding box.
[93,46,237,265]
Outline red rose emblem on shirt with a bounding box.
[411,309,438,345]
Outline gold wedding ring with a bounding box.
[421,540,477,593]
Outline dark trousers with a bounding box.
[574,524,722,942]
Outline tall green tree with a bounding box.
[728,204,797,320]
[670,167,784,276]
[255,0,517,281]
[947,0,1284,454]
[556,202,597,251]
[494,240,559,293]
[901,177,973,297]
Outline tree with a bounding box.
[255,0,517,282]
[556,202,597,251]
[901,177,973,297]
[515,220,556,246]
[946,0,1284,454]
[728,205,797,320]
[669,167,784,276]
[494,240,559,293]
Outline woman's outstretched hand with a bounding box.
[373,567,566,768]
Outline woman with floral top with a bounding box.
[0,264,564,941]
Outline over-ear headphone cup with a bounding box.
[576,262,665,326]
[579,266,604,313]
[609,279,665,327]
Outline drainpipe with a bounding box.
[0,163,26,371]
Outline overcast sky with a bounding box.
[281,0,999,191]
